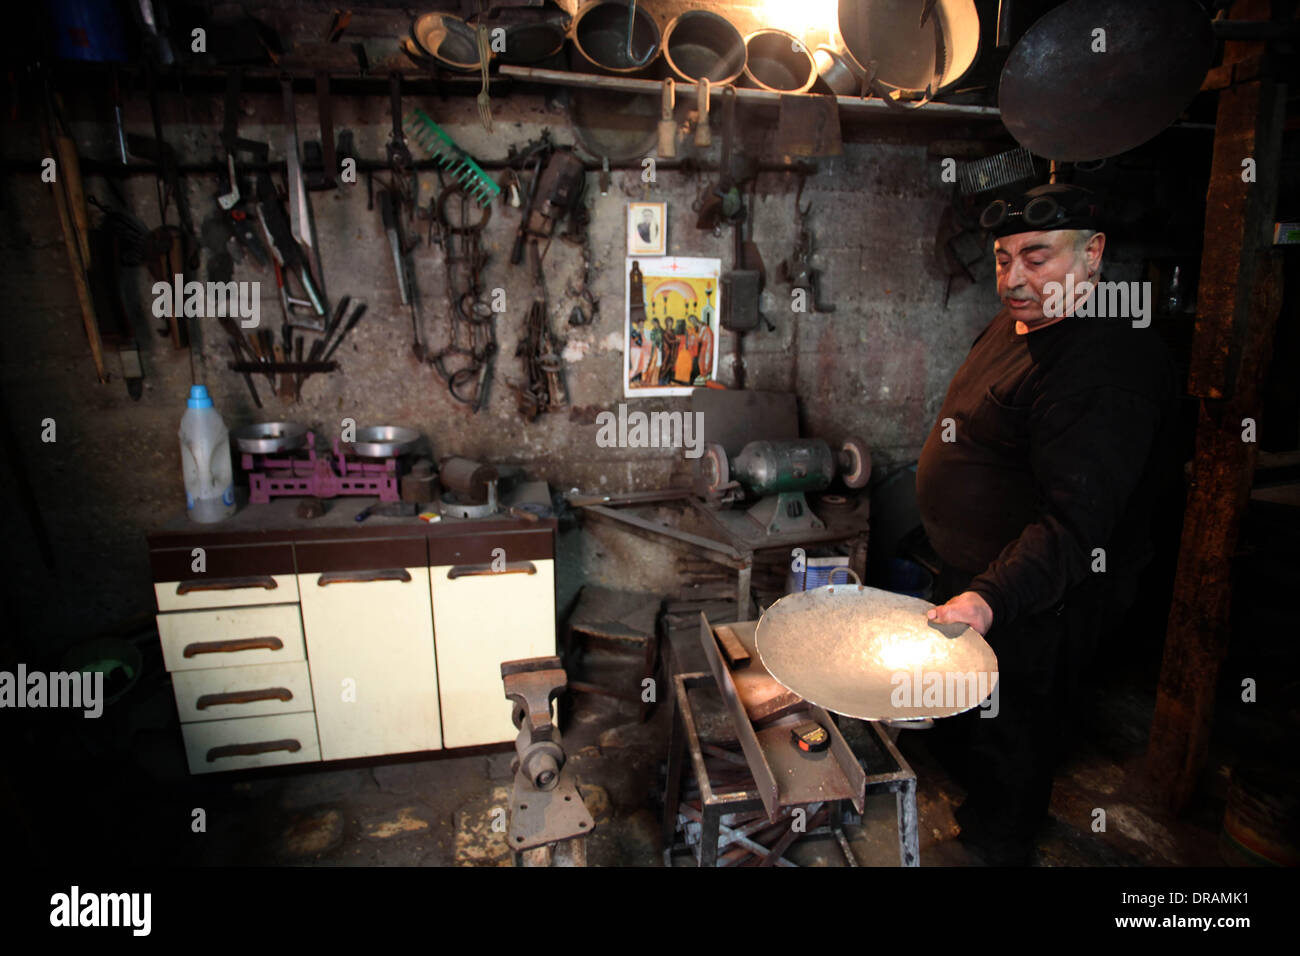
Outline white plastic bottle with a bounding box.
[179,384,236,522]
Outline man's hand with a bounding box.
[927,590,993,635]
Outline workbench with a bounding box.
[580,494,870,617]
[147,496,556,773]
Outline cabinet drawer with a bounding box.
[157,605,305,672]
[154,573,300,612]
[299,566,442,760]
[171,661,314,723]
[431,557,556,748]
[181,712,320,774]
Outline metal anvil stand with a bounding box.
[501,657,595,867]
[661,615,920,867]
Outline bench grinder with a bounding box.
[700,436,871,535]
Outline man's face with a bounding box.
[994,230,1095,324]
[641,210,653,223]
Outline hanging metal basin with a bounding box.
[837,0,981,95]
[742,29,817,94]
[662,9,746,85]
[998,0,1214,161]
[413,12,481,72]
[756,583,999,721]
[500,16,569,65]
[570,1,661,75]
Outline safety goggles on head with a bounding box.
[979,194,1073,232]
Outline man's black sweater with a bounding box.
[916,307,1176,630]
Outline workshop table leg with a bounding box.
[661,694,686,862]
[736,561,753,619]
[897,778,919,867]
[700,802,722,868]
[639,627,659,723]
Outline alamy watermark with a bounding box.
[889,667,1000,718]
[50,886,150,935]
[1,664,103,718]
[595,403,705,459]
[152,274,260,328]
[1042,275,1152,328]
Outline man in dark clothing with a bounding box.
[915,184,1176,864]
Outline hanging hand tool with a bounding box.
[696,86,742,234]
[431,182,496,411]
[323,301,369,361]
[281,75,327,302]
[217,315,262,407]
[380,189,409,306]
[779,179,836,314]
[302,71,338,190]
[658,79,677,159]
[40,84,108,383]
[386,73,415,210]
[405,108,501,208]
[251,167,326,317]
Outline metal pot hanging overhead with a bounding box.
[662,9,746,86]
[998,0,1214,162]
[837,0,981,98]
[743,29,817,94]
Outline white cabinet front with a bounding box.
[299,566,442,760]
[431,558,555,748]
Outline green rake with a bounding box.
[404,108,501,207]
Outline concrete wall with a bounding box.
[0,81,996,648]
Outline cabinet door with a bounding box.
[297,539,441,760]
[430,557,555,748]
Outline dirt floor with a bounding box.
[3,602,1241,868]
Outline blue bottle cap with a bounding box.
[187,385,214,409]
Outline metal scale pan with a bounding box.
[756,579,998,721]
[344,426,420,459]
[231,422,308,455]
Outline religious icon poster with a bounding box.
[624,257,722,397]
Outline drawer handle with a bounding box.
[448,561,537,579]
[317,569,412,586]
[177,575,278,595]
[183,637,285,658]
[207,739,302,762]
[196,687,294,710]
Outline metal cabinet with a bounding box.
[148,518,557,773]
[296,538,441,760]
[430,531,556,748]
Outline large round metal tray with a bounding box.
[568,87,659,163]
[756,584,999,721]
[412,12,480,71]
[345,426,420,458]
[231,422,308,454]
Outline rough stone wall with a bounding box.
[0,83,994,647]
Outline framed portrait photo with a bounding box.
[627,201,667,256]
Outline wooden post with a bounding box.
[1145,0,1286,812]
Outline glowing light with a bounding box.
[759,0,838,46]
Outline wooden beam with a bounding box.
[1145,0,1287,813]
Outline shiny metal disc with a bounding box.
[756,584,999,720]
[231,421,308,454]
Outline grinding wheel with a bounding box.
[756,584,998,720]
[839,436,872,489]
[701,441,729,494]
